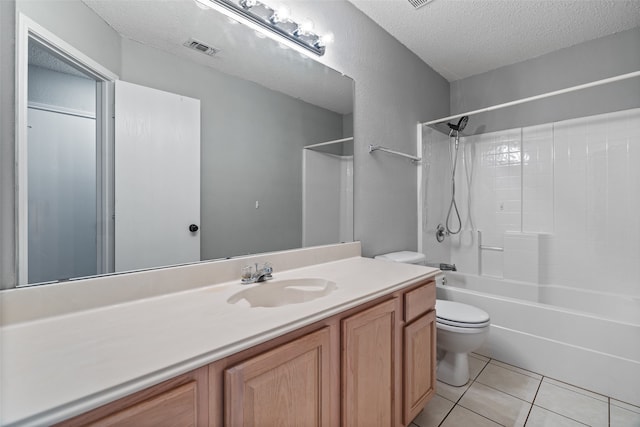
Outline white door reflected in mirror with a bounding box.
[114,81,201,272]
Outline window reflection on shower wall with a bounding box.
[422,106,640,299]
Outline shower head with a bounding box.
[447,116,469,133]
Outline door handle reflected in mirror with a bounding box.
[189,224,199,232]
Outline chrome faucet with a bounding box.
[439,263,457,272]
[241,262,273,284]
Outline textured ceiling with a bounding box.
[29,39,94,80]
[348,0,640,81]
[82,0,353,114]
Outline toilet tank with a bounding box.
[374,251,427,265]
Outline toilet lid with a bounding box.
[374,251,426,264]
[436,300,490,328]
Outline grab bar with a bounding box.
[477,230,505,277]
[368,145,421,163]
[479,245,503,252]
[477,230,504,251]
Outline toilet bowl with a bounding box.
[374,251,491,387]
[435,299,490,386]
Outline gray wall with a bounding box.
[450,27,640,135]
[120,38,344,260]
[297,1,450,258]
[0,0,17,288]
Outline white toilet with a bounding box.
[374,251,490,387]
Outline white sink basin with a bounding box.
[227,278,337,308]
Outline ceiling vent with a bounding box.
[408,0,434,9]
[183,38,220,56]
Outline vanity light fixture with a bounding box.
[408,0,436,9]
[193,0,329,57]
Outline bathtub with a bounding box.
[437,271,640,406]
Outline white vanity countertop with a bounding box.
[0,256,438,426]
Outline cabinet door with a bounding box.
[88,382,197,427]
[404,310,437,424]
[224,327,331,427]
[54,368,208,427]
[342,299,398,427]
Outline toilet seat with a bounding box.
[437,317,491,328]
[436,300,490,329]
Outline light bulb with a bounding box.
[240,0,257,9]
[271,6,290,23]
[316,32,334,48]
[298,19,314,34]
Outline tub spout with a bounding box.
[439,263,457,272]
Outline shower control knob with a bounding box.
[189,224,199,233]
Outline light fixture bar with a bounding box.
[194,0,326,57]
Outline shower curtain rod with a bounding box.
[422,70,640,127]
[304,137,353,150]
[369,144,421,163]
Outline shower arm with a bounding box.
[368,145,421,163]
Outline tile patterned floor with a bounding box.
[411,354,640,427]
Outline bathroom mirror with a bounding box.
[10,0,354,287]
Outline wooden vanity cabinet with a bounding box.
[54,279,436,427]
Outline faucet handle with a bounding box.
[241,265,253,284]
[262,262,273,278]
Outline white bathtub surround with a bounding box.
[550,108,640,295]
[423,107,640,299]
[0,244,438,426]
[437,272,640,407]
[503,232,541,283]
[420,107,640,405]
